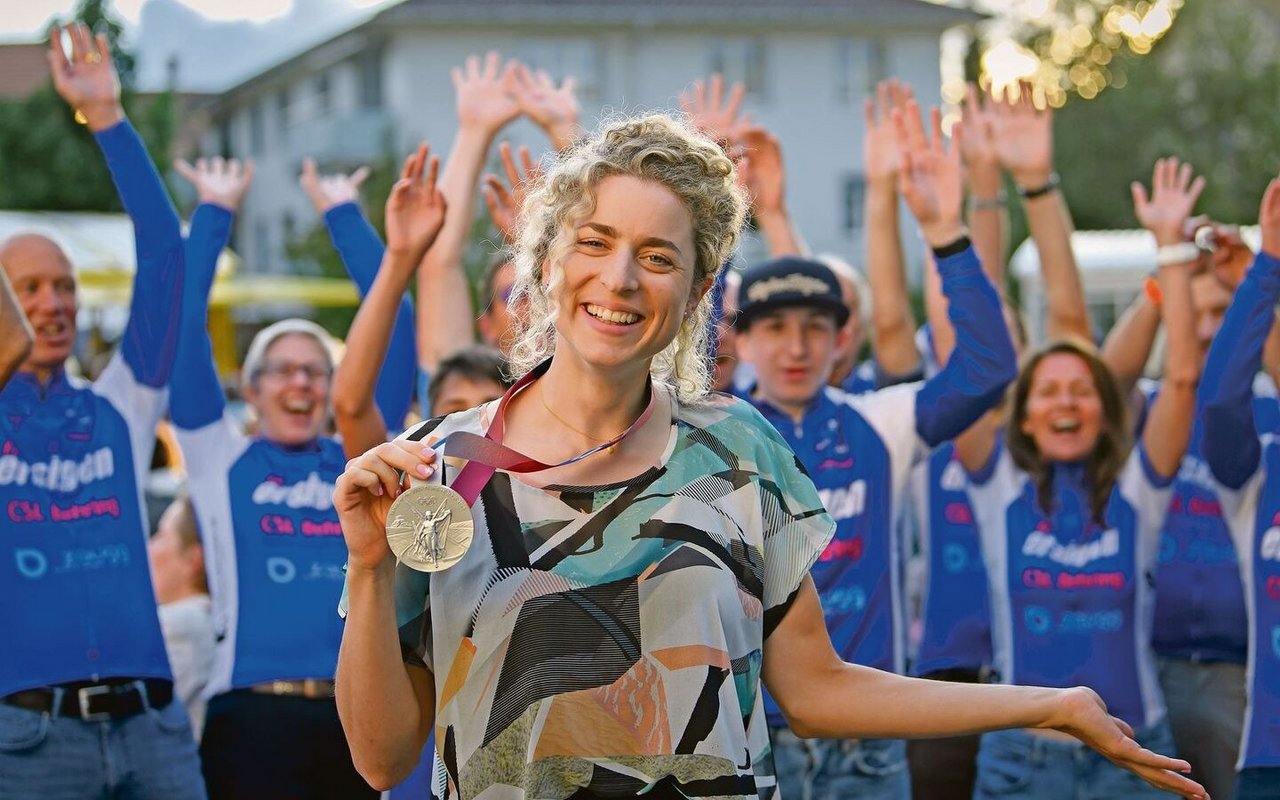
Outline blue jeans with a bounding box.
[0,696,205,800]
[1236,767,1280,800]
[973,721,1175,800]
[771,728,910,800]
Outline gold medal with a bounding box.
[385,483,474,572]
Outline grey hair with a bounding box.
[241,318,338,385]
[505,113,748,404]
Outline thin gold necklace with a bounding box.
[539,386,626,454]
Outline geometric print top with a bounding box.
[383,387,835,799]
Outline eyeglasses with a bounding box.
[257,361,332,382]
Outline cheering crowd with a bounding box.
[5,20,1280,800]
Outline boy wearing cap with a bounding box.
[734,241,1015,799]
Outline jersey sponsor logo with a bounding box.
[1272,626,1280,660]
[818,479,866,522]
[823,584,867,615]
[14,548,47,579]
[1023,567,1125,590]
[0,447,115,492]
[1023,604,1124,634]
[251,472,335,511]
[1022,529,1119,568]
[943,543,970,573]
[943,501,973,525]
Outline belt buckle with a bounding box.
[77,684,114,722]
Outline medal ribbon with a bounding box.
[436,360,656,505]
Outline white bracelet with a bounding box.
[1155,242,1201,267]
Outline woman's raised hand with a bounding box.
[482,142,542,246]
[299,159,370,215]
[384,143,446,262]
[1132,157,1206,247]
[334,439,439,571]
[47,22,122,131]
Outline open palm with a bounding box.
[385,144,446,262]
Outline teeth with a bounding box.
[284,399,313,413]
[1051,420,1080,432]
[586,304,639,325]
[38,325,63,335]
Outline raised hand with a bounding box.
[1131,157,1206,246]
[511,63,580,151]
[988,80,1054,190]
[482,141,542,246]
[1261,174,1280,258]
[732,125,786,216]
[893,101,966,248]
[174,157,255,212]
[959,83,999,176]
[452,51,521,136]
[680,73,749,146]
[864,79,912,187]
[47,23,122,131]
[299,158,370,215]
[385,143,446,262]
[334,438,439,571]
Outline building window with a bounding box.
[356,48,383,109]
[315,71,331,116]
[838,38,886,102]
[515,39,601,101]
[842,175,866,233]
[709,38,766,97]
[248,102,265,154]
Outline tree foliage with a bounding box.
[0,0,174,212]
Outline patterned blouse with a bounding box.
[370,388,834,799]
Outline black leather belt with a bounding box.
[2,678,174,722]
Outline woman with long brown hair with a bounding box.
[954,158,1204,799]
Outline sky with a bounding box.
[0,0,398,92]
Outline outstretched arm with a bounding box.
[417,52,521,372]
[762,577,1206,799]
[1134,158,1204,479]
[50,24,184,387]
[300,161,416,429]
[893,100,1017,451]
[862,80,921,377]
[335,145,446,457]
[1101,291,1161,402]
[0,268,33,390]
[1201,175,1280,489]
[169,157,255,429]
[991,81,1090,343]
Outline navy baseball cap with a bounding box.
[734,256,850,330]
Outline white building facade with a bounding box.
[204,0,978,277]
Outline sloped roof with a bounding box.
[378,0,981,28]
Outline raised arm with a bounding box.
[510,62,581,152]
[959,84,1007,287]
[1101,291,1161,401]
[863,80,922,377]
[733,124,807,258]
[417,52,521,374]
[335,145,446,457]
[168,158,254,429]
[0,268,33,390]
[50,23,184,387]
[300,160,416,429]
[1200,175,1280,489]
[894,101,1017,449]
[991,82,1090,343]
[1133,158,1203,479]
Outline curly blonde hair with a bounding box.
[506,113,747,404]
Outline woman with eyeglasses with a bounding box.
[167,146,445,798]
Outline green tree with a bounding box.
[0,0,174,212]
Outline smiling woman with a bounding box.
[332,113,1208,800]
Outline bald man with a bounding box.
[0,24,204,798]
